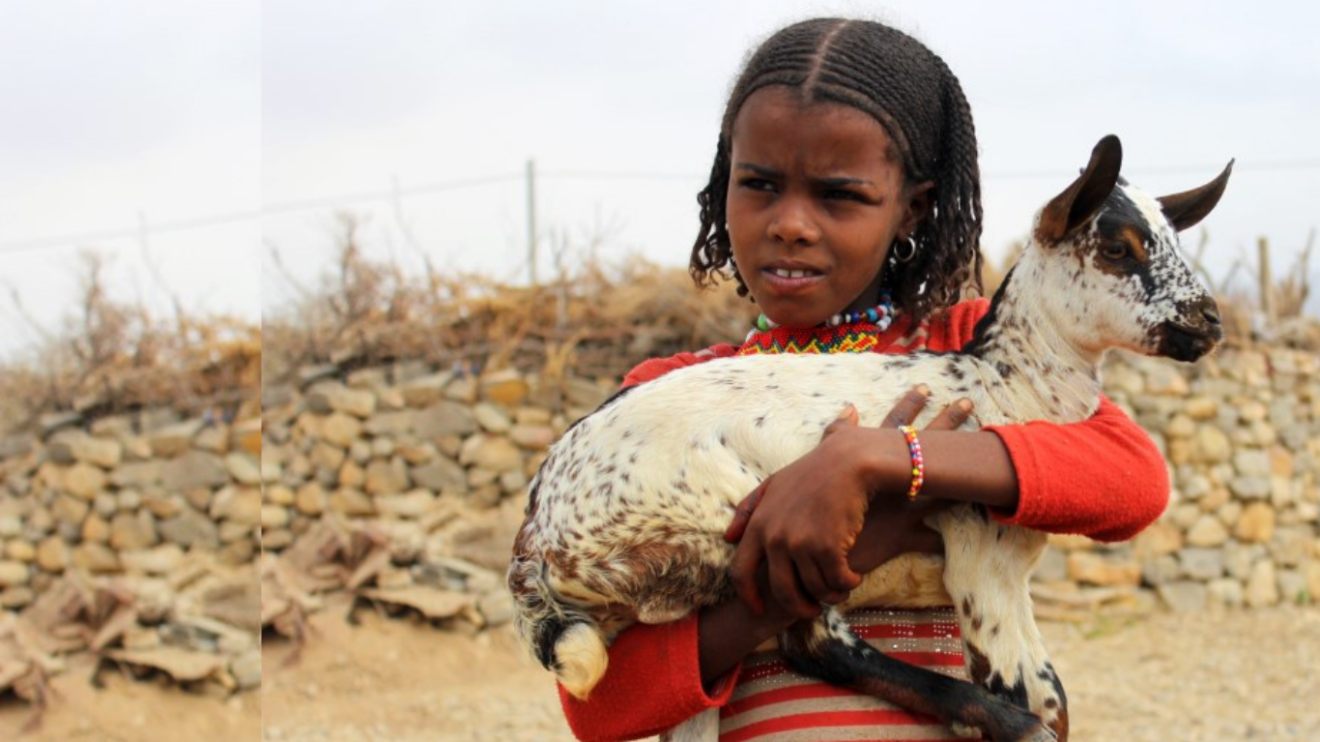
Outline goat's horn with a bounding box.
[1036,135,1123,243]
[1158,159,1235,232]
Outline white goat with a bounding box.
[509,135,1231,742]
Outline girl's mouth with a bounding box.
[761,266,825,294]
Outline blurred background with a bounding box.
[1,2,1318,741]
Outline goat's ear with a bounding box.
[1036,135,1123,244]
[1158,159,1234,232]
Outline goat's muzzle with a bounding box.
[1158,295,1223,362]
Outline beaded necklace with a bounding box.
[739,294,898,356]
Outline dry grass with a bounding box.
[263,214,755,386]
[1,250,259,436]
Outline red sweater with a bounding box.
[560,298,1170,741]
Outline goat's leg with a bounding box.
[934,507,1068,741]
[780,609,1055,742]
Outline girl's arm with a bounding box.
[727,395,1168,616]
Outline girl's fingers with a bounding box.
[880,385,931,428]
[724,478,770,543]
[923,398,975,431]
[728,538,767,616]
[768,551,818,619]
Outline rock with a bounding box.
[322,385,378,418]
[318,413,363,448]
[82,513,110,543]
[1234,502,1276,543]
[295,483,327,515]
[371,437,396,459]
[1278,569,1309,605]
[1178,547,1225,580]
[261,505,290,529]
[410,457,468,494]
[0,561,30,586]
[477,589,516,627]
[481,370,529,406]
[120,544,185,575]
[1193,426,1232,464]
[71,543,121,573]
[1163,414,1196,439]
[1156,580,1206,612]
[1066,552,1140,586]
[161,451,230,491]
[4,540,35,562]
[508,424,557,451]
[212,487,262,526]
[365,410,416,437]
[36,537,70,572]
[1142,554,1182,585]
[52,494,90,525]
[329,488,375,517]
[397,442,438,466]
[1228,477,1270,500]
[414,401,478,439]
[1134,522,1183,558]
[1245,560,1280,608]
[459,435,523,473]
[232,418,262,455]
[1206,578,1244,608]
[225,452,262,485]
[310,442,347,472]
[265,484,294,507]
[1184,396,1218,420]
[194,425,229,453]
[401,372,454,407]
[231,650,262,691]
[0,587,34,610]
[61,434,124,468]
[365,459,410,496]
[1185,515,1230,547]
[445,375,479,403]
[473,402,512,433]
[158,508,220,549]
[148,419,204,457]
[110,461,164,488]
[374,490,436,519]
[63,462,108,500]
[109,510,159,551]
[1233,449,1272,478]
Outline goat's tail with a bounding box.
[507,554,610,700]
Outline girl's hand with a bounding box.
[723,387,974,618]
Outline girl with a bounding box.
[559,17,1167,742]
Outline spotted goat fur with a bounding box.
[509,136,1231,742]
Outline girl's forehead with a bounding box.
[730,87,898,165]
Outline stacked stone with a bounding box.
[0,414,262,611]
[1037,346,1320,612]
[259,363,615,557]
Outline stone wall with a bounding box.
[1042,346,1320,612]
[259,345,1319,615]
[0,414,262,610]
[2,343,1317,620]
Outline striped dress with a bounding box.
[716,608,980,742]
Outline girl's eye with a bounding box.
[824,188,862,202]
[739,177,776,192]
[1101,242,1130,261]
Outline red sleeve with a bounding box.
[558,613,739,741]
[621,344,738,388]
[985,395,1169,542]
[560,345,742,741]
[939,298,1168,542]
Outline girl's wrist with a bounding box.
[846,427,917,500]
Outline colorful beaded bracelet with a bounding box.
[897,425,925,501]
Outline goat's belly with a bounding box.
[840,552,952,611]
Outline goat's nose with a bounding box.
[1201,302,1221,325]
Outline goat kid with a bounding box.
[509,135,1230,742]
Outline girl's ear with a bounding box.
[898,181,935,239]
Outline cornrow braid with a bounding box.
[690,18,984,322]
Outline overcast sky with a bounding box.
[1,0,1317,361]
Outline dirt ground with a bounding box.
[0,652,260,742]
[5,595,1317,742]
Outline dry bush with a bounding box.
[263,213,754,385]
[1,250,260,436]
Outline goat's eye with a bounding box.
[1101,242,1130,261]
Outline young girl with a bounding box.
[559,17,1168,742]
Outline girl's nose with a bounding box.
[768,198,821,246]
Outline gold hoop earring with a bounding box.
[892,238,917,264]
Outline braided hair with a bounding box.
[690,18,984,324]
